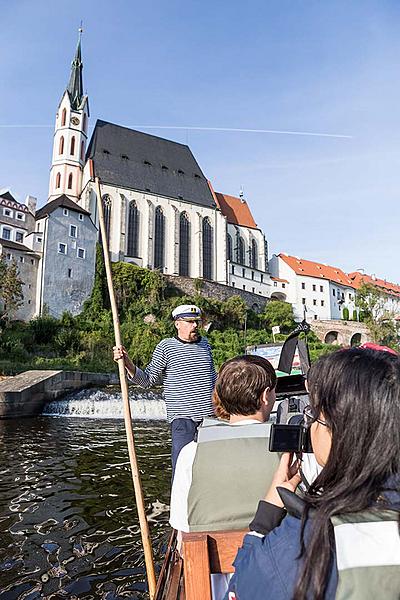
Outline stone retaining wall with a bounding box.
[0,370,110,419]
[165,275,269,312]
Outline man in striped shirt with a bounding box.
[113,304,217,475]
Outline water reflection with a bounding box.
[0,417,172,599]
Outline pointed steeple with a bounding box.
[67,28,84,110]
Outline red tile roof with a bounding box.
[271,277,289,283]
[348,271,400,297]
[214,191,258,229]
[279,254,355,287]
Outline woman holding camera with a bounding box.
[226,347,400,600]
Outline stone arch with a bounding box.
[350,332,362,346]
[325,331,339,345]
[270,292,286,302]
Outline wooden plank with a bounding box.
[207,530,247,573]
[182,534,212,600]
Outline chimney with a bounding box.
[25,195,37,214]
[239,186,245,203]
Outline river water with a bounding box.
[0,389,171,599]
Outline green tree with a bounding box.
[0,257,24,322]
[262,300,296,333]
[356,282,399,349]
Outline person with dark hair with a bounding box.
[226,347,400,600]
[169,354,279,534]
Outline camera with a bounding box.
[269,417,313,453]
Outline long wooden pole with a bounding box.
[95,176,157,598]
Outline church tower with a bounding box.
[48,30,89,203]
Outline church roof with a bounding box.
[214,192,258,228]
[86,120,216,208]
[35,195,90,220]
[67,35,84,110]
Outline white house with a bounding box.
[349,271,400,319]
[269,253,357,322]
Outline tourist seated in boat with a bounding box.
[169,354,280,533]
[225,347,400,600]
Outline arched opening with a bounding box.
[59,136,64,155]
[83,113,87,132]
[56,172,61,188]
[67,173,73,189]
[70,136,76,155]
[237,236,245,265]
[325,331,339,345]
[154,206,165,270]
[61,108,66,126]
[227,234,233,262]
[202,217,213,280]
[127,200,139,257]
[250,239,258,269]
[80,140,85,161]
[270,292,286,302]
[179,211,190,276]
[101,195,112,246]
[350,332,362,347]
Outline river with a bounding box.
[0,389,171,599]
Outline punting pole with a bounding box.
[95,176,157,599]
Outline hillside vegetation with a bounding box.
[0,247,335,375]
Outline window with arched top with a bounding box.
[80,140,85,161]
[70,136,76,155]
[101,195,112,247]
[202,217,213,280]
[67,173,73,189]
[59,136,64,155]
[56,172,61,188]
[83,113,87,132]
[154,206,165,269]
[237,236,245,265]
[179,212,190,276]
[227,234,233,261]
[127,200,139,257]
[61,108,66,126]
[250,239,258,269]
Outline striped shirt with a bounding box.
[128,336,217,423]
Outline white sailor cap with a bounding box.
[172,304,202,321]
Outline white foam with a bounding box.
[43,388,167,420]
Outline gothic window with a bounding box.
[83,113,87,132]
[80,140,85,161]
[179,212,190,276]
[227,233,233,261]
[59,136,64,155]
[61,108,66,126]
[101,194,112,246]
[70,136,76,155]
[127,200,139,257]
[56,172,61,188]
[238,236,245,265]
[67,173,73,189]
[250,239,258,269]
[202,217,213,280]
[154,206,165,270]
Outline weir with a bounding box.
[43,388,167,420]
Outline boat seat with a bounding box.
[182,529,247,600]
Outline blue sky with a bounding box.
[1,1,400,281]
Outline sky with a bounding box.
[1,0,400,281]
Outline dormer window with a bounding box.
[121,154,129,160]
[161,165,169,171]
[178,195,183,200]
[143,160,152,166]
[102,149,110,155]
[177,169,184,175]
[194,173,201,179]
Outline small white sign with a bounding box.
[272,326,280,335]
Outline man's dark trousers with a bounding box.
[170,418,201,479]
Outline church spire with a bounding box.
[67,28,84,110]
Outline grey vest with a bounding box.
[332,509,400,600]
[187,419,279,532]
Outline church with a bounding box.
[1,35,273,320]
[47,34,272,300]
